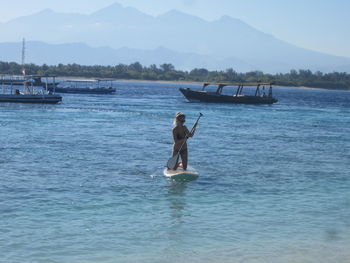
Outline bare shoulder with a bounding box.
[173,126,179,133]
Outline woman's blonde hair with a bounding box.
[173,112,185,126]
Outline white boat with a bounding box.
[0,39,62,104]
[0,75,62,104]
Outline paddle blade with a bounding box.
[166,154,179,170]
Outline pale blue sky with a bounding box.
[1,0,349,57]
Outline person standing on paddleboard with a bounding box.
[172,112,196,170]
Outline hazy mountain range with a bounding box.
[0,2,350,73]
[0,41,254,72]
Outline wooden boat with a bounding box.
[179,82,278,104]
[49,79,116,94]
[49,86,116,94]
[0,75,62,104]
[0,41,62,103]
[0,94,62,103]
[0,75,59,89]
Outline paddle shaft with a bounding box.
[175,113,202,153]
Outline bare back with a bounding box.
[172,125,190,151]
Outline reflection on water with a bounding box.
[167,182,187,221]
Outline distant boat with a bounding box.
[0,75,59,89]
[0,93,62,103]
[179,82,278,104]
[0,39,62,104]
[0,75,62,104]
[49,79,116,94]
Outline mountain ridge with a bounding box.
[0,2,349,73]
[0,41,254,72]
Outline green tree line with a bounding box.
[1,61,350,90]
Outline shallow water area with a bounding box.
[0,81,350,263]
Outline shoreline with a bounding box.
[57,76,347,91]
[1,74,347,91]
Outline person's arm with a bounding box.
[184,125,195,138]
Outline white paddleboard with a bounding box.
[163,167,199,182]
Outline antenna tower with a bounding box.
[21,38,26,75]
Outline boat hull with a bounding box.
[0,94,62,104]
[179,88,278,104]
[49,87,116,94]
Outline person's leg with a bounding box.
[172,149,180,170]
[180,149,188,170]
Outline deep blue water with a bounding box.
[1,82,350,263]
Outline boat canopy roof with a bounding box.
[64,78,113,83]
[201,82,275,95]
[65,79,99,83]
[1,74,57,78]
[203,82,273,88]
[29,75,58,78]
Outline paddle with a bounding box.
[166,113,203,170]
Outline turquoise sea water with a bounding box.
[1,82,350,263]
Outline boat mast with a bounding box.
[21,38,30,94]
[21,38,26,76]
